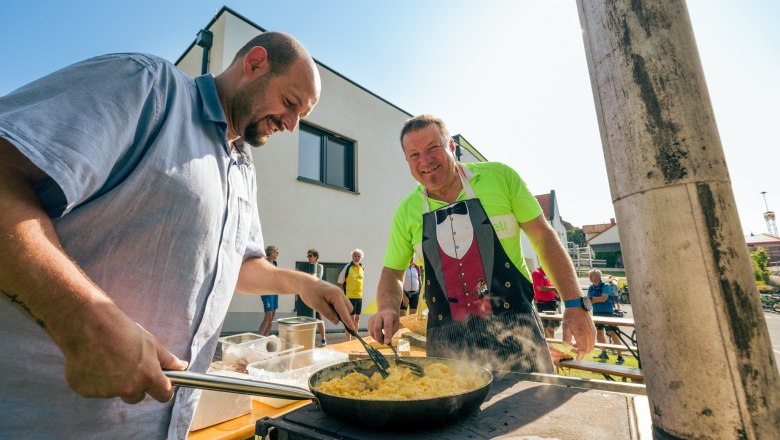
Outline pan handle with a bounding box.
[165,370,315,400]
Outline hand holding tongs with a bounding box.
[345,326,391,379]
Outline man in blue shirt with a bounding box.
[587,269,624,363]
[0,32,354,438]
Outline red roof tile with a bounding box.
[535,193,551,220]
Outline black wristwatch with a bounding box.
[564,296,592,311]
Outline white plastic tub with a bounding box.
[219,332,302,371]
[247,349,348,407]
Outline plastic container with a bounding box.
[247,349,348,407]
[219,332,303,370]
[276,316,321,350]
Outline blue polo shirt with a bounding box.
[0,53,264,438]
[588,282,615,314]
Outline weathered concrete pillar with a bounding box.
[576,1,780,438]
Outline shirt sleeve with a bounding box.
[243,196,265,261]
[0,54,168,217]
[337,265,348,284]
[498,163,543,224]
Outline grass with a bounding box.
[550,343,642,384]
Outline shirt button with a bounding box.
[432,297,436,303]
[505,262,511,268]
[505,282,511,288]
[504,302,510,309]
[427,280,430,285]
[438,314,443,321]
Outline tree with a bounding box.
[567,227,586,247]
[750,247,770,284]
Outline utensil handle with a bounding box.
[164,370,315,400]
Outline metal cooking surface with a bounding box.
[258,374,636,439]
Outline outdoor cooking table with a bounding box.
[257,372,650,439]
[190,330,649,440]
[187,333,426,440]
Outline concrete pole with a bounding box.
[576,1,780,438]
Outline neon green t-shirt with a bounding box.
[382,162,542,282]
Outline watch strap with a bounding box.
[564,297,584,308]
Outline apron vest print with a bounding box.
[421,165,553,374]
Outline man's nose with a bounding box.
[282,113,301,132]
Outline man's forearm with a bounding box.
[0,140,114,349]
[527,222,581,301]
[236,257,319,295]
[376,267,404,311]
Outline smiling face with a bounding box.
[230,56,320,147]
[402,123,460,200]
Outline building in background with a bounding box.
[745,233,780,265]
[176,7,486,331]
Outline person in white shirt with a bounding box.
[401,259,422,316]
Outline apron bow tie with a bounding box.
[436,201,468,224]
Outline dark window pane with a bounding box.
[324,138,348,188]
[298,129,321,180]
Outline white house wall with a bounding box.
[589,224,620,245]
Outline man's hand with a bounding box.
[298,280,354,329]
[368,267,406,343]
[561,308,596,361]
[59,301,188,404]
[367,308,400,344]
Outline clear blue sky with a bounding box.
[2,0,778,234]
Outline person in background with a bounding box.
[587,269,625,364]
[259,245,280,336]
[0,31,354,438]
[368,115,595,373]
[532,266,561,339]
[607,275,622,312]
[338,249,365,340]
[401,258,422,316]
[296,248,328,346]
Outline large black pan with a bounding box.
[308,356,493,429]
[167,356,492,430]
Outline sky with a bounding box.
[1,0,778,234]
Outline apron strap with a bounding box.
[422,164,476,213]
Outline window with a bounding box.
[298,123,356,192]
[295,261,346,287]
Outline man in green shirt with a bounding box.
[368,115,595,373]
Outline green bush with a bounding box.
[750,247,770,284]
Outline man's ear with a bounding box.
[243,46,270,78]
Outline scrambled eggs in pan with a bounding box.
[315,362,483,400]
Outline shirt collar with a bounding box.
[194,74,226,127]
[195,74,253,165]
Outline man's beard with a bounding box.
[232,74,278,147]
[243,121,268,147]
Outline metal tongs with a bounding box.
[387,341,425,377]
[345,326,391,379]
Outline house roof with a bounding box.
[583,222,613,235]
[535,193,552,220]
[588,223,619,245]
[745,233,780,246]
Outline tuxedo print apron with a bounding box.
[421,166,553,373]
